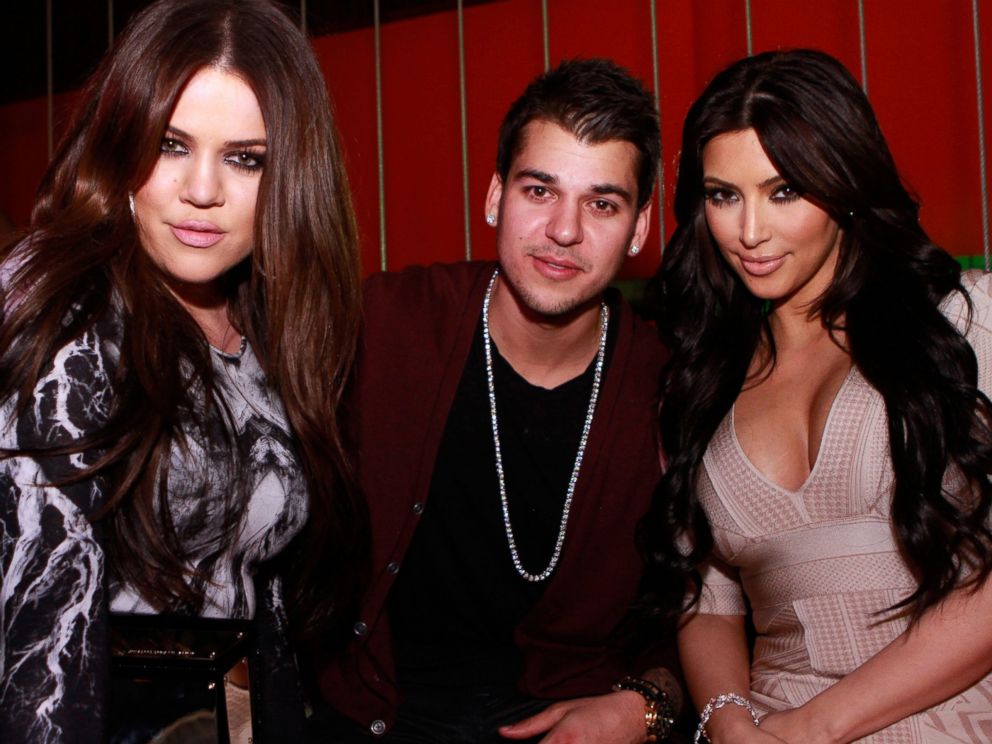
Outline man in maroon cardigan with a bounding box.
[311,59,680,743]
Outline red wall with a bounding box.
[2,0,990,277]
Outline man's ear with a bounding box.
[485,172,503,224]
[629,200,653,255]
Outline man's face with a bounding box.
[486,119,650,319]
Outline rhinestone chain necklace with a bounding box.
[482,269,608,582]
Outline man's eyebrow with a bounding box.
[514,169,633,203]
[591,183,632,203]
[513,168,557,184]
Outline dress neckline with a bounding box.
[728,365,857,496]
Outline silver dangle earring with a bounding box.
[128,192,136,219]
[628,243,640,256]
[486,214,496,227]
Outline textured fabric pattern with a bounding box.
[0,317,307,742]
[694,270,992,742]
[109,342,308,618]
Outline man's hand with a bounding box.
[499,691,647,743]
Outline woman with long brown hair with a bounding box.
[643,50,992,741]
[0,0,364,740]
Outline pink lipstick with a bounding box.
[740,255,786,277]
[170,220,225,248]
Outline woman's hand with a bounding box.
[701,714,789,744]
[759,709,835,744]
[732,729,790,744]
[764,574,992,742]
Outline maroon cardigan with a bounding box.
[318,261,672,735]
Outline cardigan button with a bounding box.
[370,719,387,736]
[411,502,424,515]
[353,621,369,637]
[386,561,400,575]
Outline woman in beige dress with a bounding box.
[644,50,992,742]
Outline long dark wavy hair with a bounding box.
[0,0,366,643]
[641,49,992,627]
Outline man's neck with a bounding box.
[487,276,604,390]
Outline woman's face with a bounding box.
[133,67,266,303]
[701,128,842,313]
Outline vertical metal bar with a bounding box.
[541,0,550,71]
[46,0,53,159]
[649,0,665,250]
[107,0,114,49]
[374,0,387,271]
[457,0,472,259]
[973,0,990,267]
[744,0,753,56]
[858,0,869,93]
[300,0,307,34]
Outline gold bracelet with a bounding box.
[612,675,675,741]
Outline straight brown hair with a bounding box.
[0,0,366,641]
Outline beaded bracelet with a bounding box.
[693,692,760,743]
[612,675,675,742]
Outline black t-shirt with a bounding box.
[389,301,619,689]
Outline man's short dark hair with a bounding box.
[496,58,660,209]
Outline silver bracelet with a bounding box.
[693,693,760,743]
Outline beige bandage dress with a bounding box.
[692,271,992,742]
